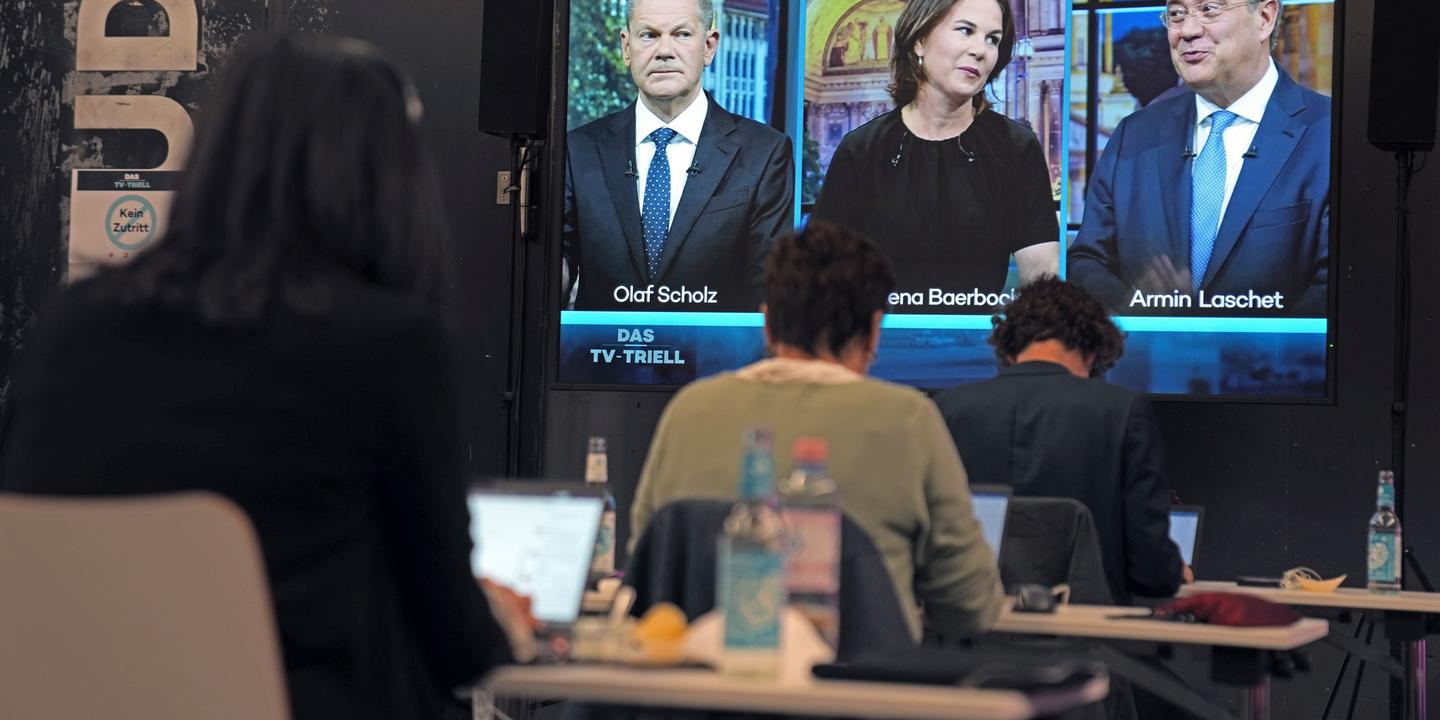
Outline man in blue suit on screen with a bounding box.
[562,0,794,312]
[1068,0,1329,317]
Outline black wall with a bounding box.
[274,0,524,477]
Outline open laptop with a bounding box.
[1168,505,1205,567]
[969,484,1012,559]
[467,482,605,627]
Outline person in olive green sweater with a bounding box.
[631,222,1005,641]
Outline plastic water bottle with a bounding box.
[586,436,616,580]
[718,427,786,679]
[778,437,841,649]
[1367,470,1402,593]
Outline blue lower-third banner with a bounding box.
[557,312,1328,396]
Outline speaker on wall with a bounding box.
[1367,0,1440,151]
[477,0,552,138]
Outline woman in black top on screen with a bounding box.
[812,0,1059,307]
[0,34,512,720]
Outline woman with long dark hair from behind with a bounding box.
[1,34,513,720]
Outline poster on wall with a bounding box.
[67,1,198,277]
[68,169,180,266]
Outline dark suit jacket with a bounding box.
[0,272,511,720]
[1068,68,1330,317]
[563,95,794,311]
[933,362,1184,604]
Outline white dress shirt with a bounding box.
[1192,59,1279,226]
[634,92,709,229]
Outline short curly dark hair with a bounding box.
[764,221,896,358]
[989,277,1125,377]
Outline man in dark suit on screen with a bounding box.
[562,0,794,311]
[1068,0,1329,317]
[934,279,1190,605]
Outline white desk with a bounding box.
[994,603,1328,720]
[482,663,1108,720]
[1182,580,1440,614]
[1183,581,1437,720]
[995,604,1327,649]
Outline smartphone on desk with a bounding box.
[1104,610,1200,623]
[1236,575,1282,587]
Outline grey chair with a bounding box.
[994,496,1136,720]
[0,491,290,720]
[999,496,1114,605]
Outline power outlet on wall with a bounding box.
[496,171,513,205]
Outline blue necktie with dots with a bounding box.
[1190,110,1238,291]
[641,127,678,279]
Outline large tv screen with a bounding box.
[555,0,1335,398]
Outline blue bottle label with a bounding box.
[591,510,616,574]
[740,451,775,499]
[720,546,783,650]
[1367,531,1401,583]
[1377,484,1395,508]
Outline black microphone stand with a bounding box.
[1382,147,1434,720]
[1387,148,1430,593]
[503,136,543,475]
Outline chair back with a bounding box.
[0,492,290,720]
[999,496,1114,605]
[624,499,913,659]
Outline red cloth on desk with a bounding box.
[1161,592,1301,626]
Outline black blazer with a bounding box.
[933,362,1184,604]
[0,273,511,720]
[563,96,794,311]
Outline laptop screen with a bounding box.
[969,485,1011,557]
[1169,507,1203,566]
[467,488,604,624]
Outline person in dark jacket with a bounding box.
[0,33,513,720]
[933,277,1192,604]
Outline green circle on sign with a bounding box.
[106,194,159,251]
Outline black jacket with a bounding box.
[0,273,511,720]
[933,362,1184,604]
[625,499,913,659]
[562,95,794,311]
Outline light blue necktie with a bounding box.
[641,127,677,279]
[1189,110,1238,291]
